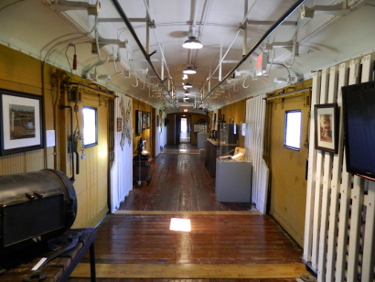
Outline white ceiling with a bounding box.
[1,0,375,113]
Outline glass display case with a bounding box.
[214,123,252,202]
[216,123,244,160]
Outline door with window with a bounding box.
[58,91,111,228]
[268,92,310,246]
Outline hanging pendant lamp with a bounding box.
[183,66,196,74]
[182,36,203,49]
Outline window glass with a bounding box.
[284,110,301,150]
[83,107,97,147]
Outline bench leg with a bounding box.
[90,242,96,282]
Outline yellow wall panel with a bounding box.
[0,44,110,228]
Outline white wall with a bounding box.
[155,109,167,156]
[110,94,133,212]
[245,94,268,213]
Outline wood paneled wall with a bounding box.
[0,45,48,174]
[0,44,112,228]
[133,99,153,156]
[219,99,246,147]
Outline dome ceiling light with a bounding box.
[183,66,196,74]
[182,36,203,49]
[183,82,193,89]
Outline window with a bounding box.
[284,110,301,150]
[83,107,98,147]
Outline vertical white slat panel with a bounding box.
[111,95,133,213]
[326,63,347,282]
[246,100,253,196]
[255,95,267,213]
[245,94,267,213]
[251,98,258,203]
[246,99,256,201]
[311,69,330,269]
[334,62,351,282]
[303,72,321,264]
[318,66,338,281]
[346,58,363,282]
[347,178,364,282]
[360,54,374,82]
[359,54,375,282]
[362,183,375,281]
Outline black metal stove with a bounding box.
[0,169,77,262]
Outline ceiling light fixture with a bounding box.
[183,82,193,89]
[183,67,196,74]
[182,36,203,49]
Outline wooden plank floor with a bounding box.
[70,144,308,282]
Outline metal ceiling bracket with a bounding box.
[202,0,308,103]
[110,0,173,103]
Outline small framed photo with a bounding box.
[136,110,143,135]
[314,103,339,153]
[117,118,122,132]
[142,111,147,130]
[0,89,44,155]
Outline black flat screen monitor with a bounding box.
[342,81,375,180]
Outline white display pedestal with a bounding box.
[215,159,252,202]
[197,133,209,148]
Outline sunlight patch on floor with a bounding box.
[170,218,191,232]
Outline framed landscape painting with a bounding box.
[0,89,44,155]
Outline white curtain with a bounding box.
[110,94,133,212]
[245,94,268,213]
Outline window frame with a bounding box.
[83,106,98,148]
[284,109,302,151]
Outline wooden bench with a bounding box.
[0,228,96,281]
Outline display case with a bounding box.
[197,132,209,148]
[216,123,241,159]
[215,159,252,202]
[214,123,251,202]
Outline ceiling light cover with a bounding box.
[183,36,203,49]
[183,67,196,74]
[184,82,193,88]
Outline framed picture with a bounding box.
[117,118,122,132]
[314,103,339,153]
[212,113,216,129]
[136,110,143,135]
[142,111,147,130]
[221,114,225,123]
[0,89,44,155]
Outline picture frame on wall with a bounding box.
[117,118,122,132]
[314,103,339,153]
[0,89,44,155]
[136,110,143,135]
[142,111,147,130]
